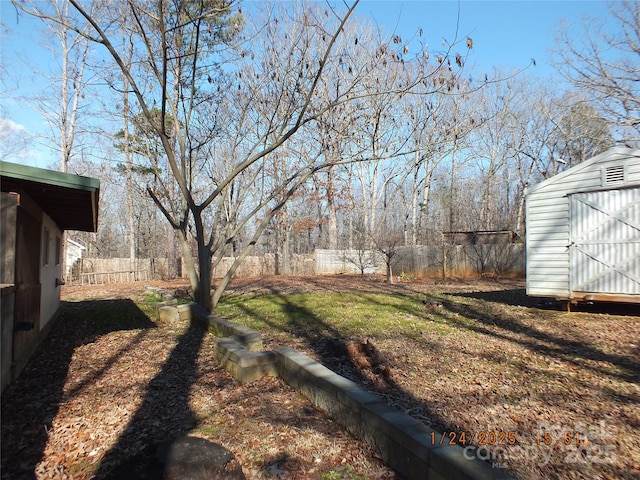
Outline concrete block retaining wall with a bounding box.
[147,288,514,480]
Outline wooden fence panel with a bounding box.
[79,245,525,284]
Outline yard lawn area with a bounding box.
[2,275,638,480]
[218,275,640,480]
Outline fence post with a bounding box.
[442,243,447,281]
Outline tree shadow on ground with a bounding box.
[457,288,640,315]
[222,274,426,297]
[453,288,554,309]
[232,291,454,436]
[237,286,637,479]
[1,299,156,480]
[94,319,207,479]
[438,295,640,384]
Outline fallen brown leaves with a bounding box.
[2,276,639,480]
[221,276,640,480]
[1,282,395,479]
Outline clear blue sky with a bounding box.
[1,0,613,169]
[361,0,611,74]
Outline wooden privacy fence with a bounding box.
[315,249,385,275]
[78,270,151,286]
[77,244,525,284]
[316,244,525,278]
[210,253,316,278]
[67,258,171,285]
[395,244,525,278]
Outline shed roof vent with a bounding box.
[602,164,626,186]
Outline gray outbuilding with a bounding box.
[525,147,640,304]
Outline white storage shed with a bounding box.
[525,147,640,304]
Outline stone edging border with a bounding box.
[145,287,515,480]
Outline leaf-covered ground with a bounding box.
[1,283,395,479]
[217,276,640,480]
[2,275,639,480]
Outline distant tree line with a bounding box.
[6,0,638,309]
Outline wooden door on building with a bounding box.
[569,187,640,296]
[12,205,42,368]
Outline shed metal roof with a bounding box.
[0,161,100,232]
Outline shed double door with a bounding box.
[569,187,640,295]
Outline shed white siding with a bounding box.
[40,214,62,330]
[525,147,640,301]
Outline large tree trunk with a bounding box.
[196,255,212,312]
[176,226,212,313]
[194,214,212,312]
[326,167,338,249]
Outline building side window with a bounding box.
[55,236,61,265]
[43,227,50,266]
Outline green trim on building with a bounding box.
[0,161,100,232]
[0,161,100,191]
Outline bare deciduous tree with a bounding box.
[30,0,369,311]
[14,0,101,172]
[553,0,640,144]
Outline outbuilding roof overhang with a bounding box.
[1,161,100,232]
